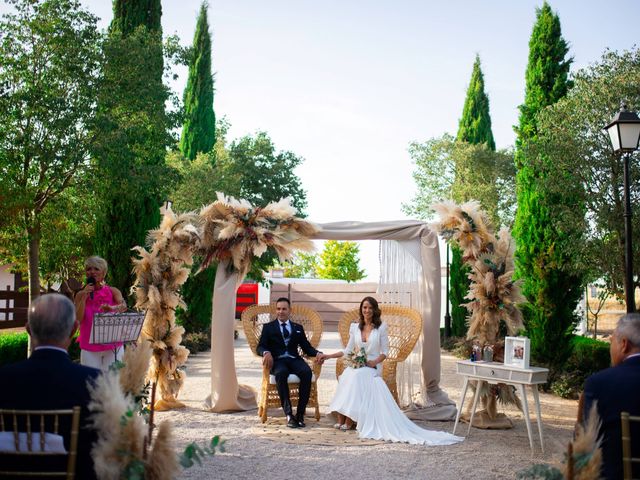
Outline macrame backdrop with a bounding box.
[378,239,428,408]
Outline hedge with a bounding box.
[550,335,611,399]
[0,331,81,367]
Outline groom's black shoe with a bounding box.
[286,416,300,428]
[295,413,305,428]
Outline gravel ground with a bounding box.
[154,331,578,480]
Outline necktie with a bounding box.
[282,323,290,339]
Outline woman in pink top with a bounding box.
[73,256,127,370]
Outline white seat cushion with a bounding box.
[0,432,66,453]
[269,373,316,385]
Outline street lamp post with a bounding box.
[605,103,640,313]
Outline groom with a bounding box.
[257,297,322,428]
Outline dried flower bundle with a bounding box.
[199,192,319,278]
[433,201,526,416]
[132,209,201,409]
[432,202,524,345]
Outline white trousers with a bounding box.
[80,348,123,371]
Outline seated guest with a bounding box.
[0,293,101,479]
[582,312,640,480]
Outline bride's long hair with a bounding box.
[358,296,382,330]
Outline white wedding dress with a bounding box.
[328,322,463,446]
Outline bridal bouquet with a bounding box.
[345,347,368,369]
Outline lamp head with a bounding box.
[605,103,640,153]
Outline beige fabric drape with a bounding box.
[312,221,455,417]
[204,260,257,412]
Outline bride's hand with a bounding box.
[366,360,377,368]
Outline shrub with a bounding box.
[0,331,82,367]
[182,331,211,354]
[549,335,610,399]
[0,331,28,367]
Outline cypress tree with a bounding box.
[178,3,217,334]
[180,3,215,160]
[513,2,580,368]
[93,0,169,297]
[450,55,495,337]
[457,56,495,151]
[111,0,162,35]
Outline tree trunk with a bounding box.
[26,217,41,303]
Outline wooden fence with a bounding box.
[0,286,29,329]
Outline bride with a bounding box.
[319,296,463,446]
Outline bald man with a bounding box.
[0,293,101,479]
[583,312,640,480]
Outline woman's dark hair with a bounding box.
[359,296,382,330]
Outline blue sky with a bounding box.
[3,1,639,280]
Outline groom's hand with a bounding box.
[315,353,325,364]
[262,351,273,369]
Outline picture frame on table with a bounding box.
[504,336,530,369]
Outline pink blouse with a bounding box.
[77,284,123,352]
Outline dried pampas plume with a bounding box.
[431,201,524,346]
[88,371,146,480]
[563,404,603,480]
[199,192,319,278]
[132,208,201,410]
[88,370,181,480]
[144,421,179,480]
[119,341,153,397]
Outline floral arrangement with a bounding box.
[131,209,201,410]
[432,200,525,346]
[344,347,368,369]
[88,342,224,480]
[88,342,180,480]
[199,193,319,278]
[432,200,526,422]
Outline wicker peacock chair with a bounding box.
[336,304,422,405]
[241,303,323,423]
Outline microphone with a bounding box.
[86,276,96,300]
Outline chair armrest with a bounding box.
[382,359,398,388]
[336,357,345,379]
[304,357,322,377]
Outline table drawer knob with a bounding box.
[491,370,495,376]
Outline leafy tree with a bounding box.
[450,55,497,337]
[281,251,319,279]
[403,135,515,227]
[317,241,365,283]
[533,48,640,310]
[513,2,581,368]
[0,0,101,300]
[222,132,308,215]
[180,3,215,161]
[93,0,175,297]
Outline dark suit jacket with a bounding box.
[256,320,319,361]
[583,354,640,480]
[0,348,101,479]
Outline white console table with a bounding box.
[452,360,549,453]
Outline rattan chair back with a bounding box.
[242,303,323,423]
[336,304,422,404]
